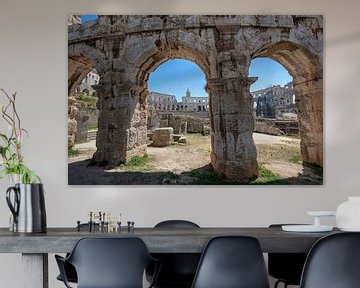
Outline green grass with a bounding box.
[126,154,149,167]
[87,124,98,131]
[68,147,80,157]
[251,165,289,185]
[256,144,301,164]
[74,92,98,108]
[289,153,302,164]
[117,154,154,172]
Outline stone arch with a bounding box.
[67,44,106,148]
[134,46,212,91]
[68,44,106,96]
[109,42,214,165]
[252,41,323,166]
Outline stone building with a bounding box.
[76,69,100,96]
[147,89,209,112]
[178,89,209,112]
[252,82,297,119]
[147,91,177,111]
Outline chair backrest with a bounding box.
[155,220,200,228]
[151,220,201,286]
[268,224,308,285]
[191,236,270,288]
[66,237,154,288]
[300,232,360,288]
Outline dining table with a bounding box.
[0,226,340,288]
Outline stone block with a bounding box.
[202,125,211,136]
[178,136,187,144]
[147,131,153,141]
[152,127,173,147]
[173,134,182,142]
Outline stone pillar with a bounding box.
[93,82,148,166]
[126,85,148,159]
[207,77,258,183]
[294,77,323,167]
[93,81,132,166]
[68,97,78,148]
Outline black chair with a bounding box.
[191,236,270,288]
[55,237,160,288]
[147,220,201,288]
[56,223,99,284]
[268,224,308,288]
[300,232,360,288]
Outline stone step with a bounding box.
[87,130,97,141]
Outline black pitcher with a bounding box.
[6,183,47,233]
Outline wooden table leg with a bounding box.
[22,253,48,288]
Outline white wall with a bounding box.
[0,0,360,287]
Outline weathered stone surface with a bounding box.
[173,134,182,142]
[202,125,211,136]
[68,97,79,148]
[254,119,284,136]
[152,127,174,147]
[178,136,187,144]
[75,110,90,143]
[147,131,153,141]
[68,15,323,182]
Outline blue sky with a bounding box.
[81,15,98,23]
[249,58,292,91]
[148,58,292,100]
[80,15,292,99]
[148,60,207,100]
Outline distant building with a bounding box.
[147,92,177,111]
[177,89,209,112]
[252,82,297,119]
[147,89,209,112]
[75,69,100,96]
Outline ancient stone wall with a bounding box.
[68,15,323,182]
[75,107,99,143]
[148,111,210,134]
[254,119,299,136]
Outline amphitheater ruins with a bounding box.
[68,15,323,183]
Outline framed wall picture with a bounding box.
[68,15,323,185]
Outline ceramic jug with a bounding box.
[6,183,47,233]
[336,196,360,231]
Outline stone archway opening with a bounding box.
[68,55,94,149]
[252,41,323,168]
[249,57,303,180]
[68,53,102,158]
[141,58,213,174]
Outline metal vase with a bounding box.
[6,183,47,233]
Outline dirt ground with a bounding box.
[68,133,322,185]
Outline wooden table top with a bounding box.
[0,227,340,253]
